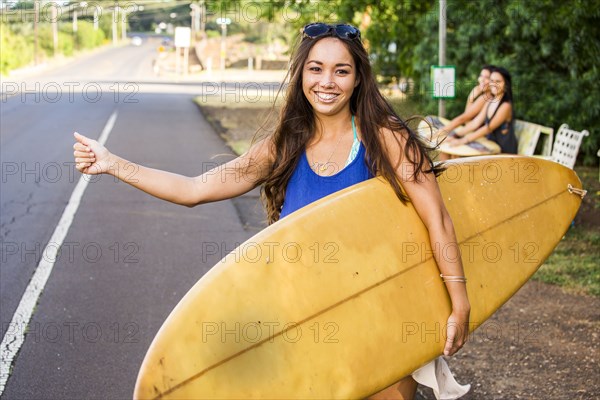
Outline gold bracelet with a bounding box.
[440,274,467,283]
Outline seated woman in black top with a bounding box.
[444,66,518,154]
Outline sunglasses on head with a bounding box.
[302,23,361,40]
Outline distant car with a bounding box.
[131,36,143,46]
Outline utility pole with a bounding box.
[200,0,205,33]
[73,7,78,50]
[51,3,58,55]
[221,23,226,71]
[190,4,196,38]
[216,18,231,72]
[438,0,447,118]
[73,9,78,33]
[34,0,39,65]
[112,7,118,45]
[195,5,201,33]
[121,7,127,41]
[190,3,202,40]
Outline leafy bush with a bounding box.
[0,24,33,74]
[37,25,74,57]
[1,9,116,75]
[75,21,106,49]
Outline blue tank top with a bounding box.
[279,142,373,218]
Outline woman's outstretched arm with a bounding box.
[73,132,272,207]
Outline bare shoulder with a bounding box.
[379,123,410,164]
[494,101,513,121]
[499,101,513,114]
[468,85,480,103]
[378,119,434,182]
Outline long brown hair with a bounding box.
[260,27,443,224]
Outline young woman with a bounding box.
[438,65,495,135]
[73,23,470,400]
[443,66,517,154]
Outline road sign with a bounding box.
[216,17,231,25]
[431,65,456,99]
[174,27,191,48]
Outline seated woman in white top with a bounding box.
[433,65,495,137]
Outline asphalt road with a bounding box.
[1,38,266,399]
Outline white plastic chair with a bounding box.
[549,124,589,169]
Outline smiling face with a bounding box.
[478,68,491,91]
[302,37,359,118]
[489,71,506,97]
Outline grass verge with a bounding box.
[534,226,599,296]
[533,165,599,296]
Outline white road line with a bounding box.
[0,111,118,395]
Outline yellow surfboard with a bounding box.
[134,156,584,399]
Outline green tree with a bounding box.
[330,0,599,164]
[410,0,599,164]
